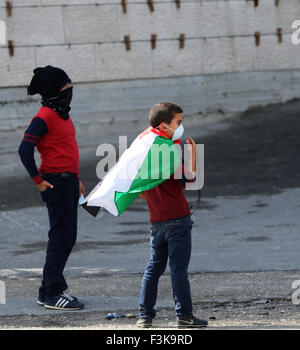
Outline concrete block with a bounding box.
[36,44,96,82]
[251,0,300,34]
[0,47,35,87]
[0,9,5,45]
[172,1,226,38]
[201,36,257,75]
[39,0,192,5]
[0,0,41,6]
[273,0,300,32]
[40,0,115,5]
[255,34,300,71]
[230,36,255,72]
[152,39,203,78]
[202,38,235,74]
[41,0,95,4]
[6,7,64,46]
[118,2,175,40]
[171,1,273,39]
[250,0,276,34]
[0,7,5,20]
[63,5,120,43]
[95,42,153,80]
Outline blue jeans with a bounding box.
[139,215,193,319]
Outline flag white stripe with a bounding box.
[87,131,157,215]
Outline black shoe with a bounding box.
[177,316,208,328]
[136,317,153,328]
[44,291,84,310]
[37,290,45,306]
[37,297,45,306]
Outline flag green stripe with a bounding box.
[114,136,181,215]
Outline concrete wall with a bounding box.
[0,0,300,175]
[0,0,299,85]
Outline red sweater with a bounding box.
[35,107,79,177]
[18,106,79,184]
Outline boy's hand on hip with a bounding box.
[37,180,54,192]
[79,180,86,196]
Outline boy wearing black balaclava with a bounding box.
[18,65,85,310]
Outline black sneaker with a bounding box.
[177,316,208,328]
[136,317,152,328]
[37,297,45,306]
[44,291,84,310]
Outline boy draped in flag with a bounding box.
[83,102,207,327]
[18,66,85,310]
[136,102,208,328]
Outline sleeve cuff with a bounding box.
[32,174,43,185]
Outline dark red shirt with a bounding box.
[143,173,191,223]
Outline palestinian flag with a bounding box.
[83,127,182,216]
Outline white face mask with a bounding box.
[165,123,184,141]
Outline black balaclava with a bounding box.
[27,65,73,120]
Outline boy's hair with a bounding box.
[149,102,183,128]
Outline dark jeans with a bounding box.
[38,174,79,300]
[139,215,193,319]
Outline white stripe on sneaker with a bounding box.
[60,299,69,308]
[56,297,64,307]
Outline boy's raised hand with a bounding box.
[186,137,196,152]
[185,137,196,174]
